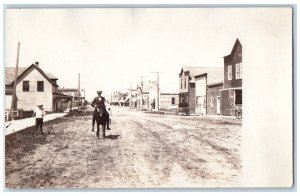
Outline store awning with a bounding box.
[53,92,72,100]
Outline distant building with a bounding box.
[194,69,223,116]
[159,93,179,110]
[5,62,70,112]
[147,80,179,110]
[221,39,242,115]
[207,82,223,115]
[59,88,84,108]
[136,84,150,109]
[127,88,138,108]
[179,66,223,115]
[111,91,129,106]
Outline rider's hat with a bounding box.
[97,90,102,94]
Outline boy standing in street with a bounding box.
[108,107,112,125]
[33,104,46,134]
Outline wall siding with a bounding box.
[5,95,12,110]
[195,76,207,115]
[221,41,242,116]
[224,44,242,89]
[179,74,189,93]
[207,84,223,115]
[221,89,235,116]
[188,83,196,114]
[160,94,179,109]
[16,69,53,111]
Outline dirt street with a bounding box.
[5,107,242,188]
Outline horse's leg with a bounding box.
[96,119,100,139]
[106,113,110,130]
[102,122,106,139]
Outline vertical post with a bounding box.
[11,42,20,120]
[157,72,160,111]
[130,83,132,109]
[78,73,80,109]
[83,89,85,106]
[141,76,143,109]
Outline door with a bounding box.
[217,96,221,115]
[196,96,206,115]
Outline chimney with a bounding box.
[35,62,39,67]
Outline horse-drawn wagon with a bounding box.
[178,102,189,116]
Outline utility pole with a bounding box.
[130,82,132,109]
[77,73,80,109]
[137,76,145,109]
[11,42,20,120]
[81,88,85,106]
[151,72,162,111]
[141,76,144,109]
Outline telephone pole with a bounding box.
[130,82,133,108]
[11,42,20,120]
[137,76,145,109]
[141,76,144,109]
[151,72,162,111]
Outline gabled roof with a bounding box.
[46,72,58,80]
[224,38,242,58]
[180,66,223,84]
[194,67,224,84]
[179,66,209,77]
[5,64,58,86]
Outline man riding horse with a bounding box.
[91,90,111,139]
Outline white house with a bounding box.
[5,62,68,112]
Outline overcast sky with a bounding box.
[5,8,288,100]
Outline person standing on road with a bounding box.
[108,107,112,125]
[33,104,46,134]
[91,90,111,132]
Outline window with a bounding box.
[240,62,242,78]
[171,97,175,105]
[210,97,214,107]
[37,81,44,92]
[236,62,242,79]
[236,64,240,79]
[181,98,185,103]
[196,96,200,105]
[235,90,242,105]
[230,95,234,105]
[184,78,186,89]
[181,79,183,89]
[228,65,232,80]
[23,81,29,92]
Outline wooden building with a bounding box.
[159,93,179,110]
[58,88,84,108]
[207,82,223,115]
[179,66,223,115]
[5,62,69,112]
[194,69,223,116]
[220,39,242,115]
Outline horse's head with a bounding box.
[96,105,105,116]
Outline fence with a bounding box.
[5,109,24,122]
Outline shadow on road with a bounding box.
[105,134,121,140]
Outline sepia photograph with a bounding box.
[3,5,294,190]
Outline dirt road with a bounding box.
[5,107,242,188]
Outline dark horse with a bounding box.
[94,105,107,139]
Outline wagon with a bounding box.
[232,104,242,119]
[178,102,190,116]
